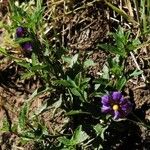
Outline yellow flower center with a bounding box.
[113,104,119,111]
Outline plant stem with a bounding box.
[128,112,150,129]
[134,0,140,24]
[142,0,147,33]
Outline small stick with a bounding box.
[130,51,146,82]
[120,0,123,23]
[133,84,146,90]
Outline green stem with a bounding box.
[141,0,147,33]
[147,0,150,16]
[127,112,150,129]
[134,0,140,25]
[104,0,138,25]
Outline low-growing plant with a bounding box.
[1,0,150,149]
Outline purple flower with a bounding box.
[22,42,32,51]
[16,27,26,38]
[101,91,132,120]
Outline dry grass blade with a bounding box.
[130,51,146,82]
[104,0,138,25]
[124,0,134,17]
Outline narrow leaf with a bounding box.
[18,103,28,130]
[116,76,127,90]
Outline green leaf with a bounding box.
[31,64,47,71]
[110,65,123,77]
[81,78,91,84]
[92,91,103,97]
[55,80,74,87]
[58,137,71,146]
[0,47,7,55]
[34,101,48,116]
[129,69,143,78]
[52,96,62,109]
[93,124,108,140]
[67,76,77,88]
[66,110,91,116]
[17,61,31,69]
[94,78,109,85]
[58,126,88,148]
[112,27,130,46]
[1,118,10,131]
[70,88,81,97]
[62,56,72,64]
[127,38,141,52]
[80,78,90,90]
[102,64,110,79]
[61,148,75,150]
[74,72,81,86]
[27,87,49,102]
[83,59,95,68]
[74,73,90,89]
[116,76,127,90]
[18,103,28,131]
[15,37,32,44]
[31,95,62,119]
[72,125,89,145]
[21,72,35,80]
[132,38,141,47]
[83,91,87,100]
[62,54,79,68]
[31,53,39,66]
[69,54,79,68]
[98,44,126,57]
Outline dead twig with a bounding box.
[130,51,146,82]
[133,84,146,90]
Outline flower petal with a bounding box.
[101,105,112,113]
[113,110,121,120]
[119,97,127,105]
[121,102,132,114]
[100,91,133,120]
[16,27,25,38]
[22,42,32,51]
[111,91,122,102]
[101,95,111,106]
